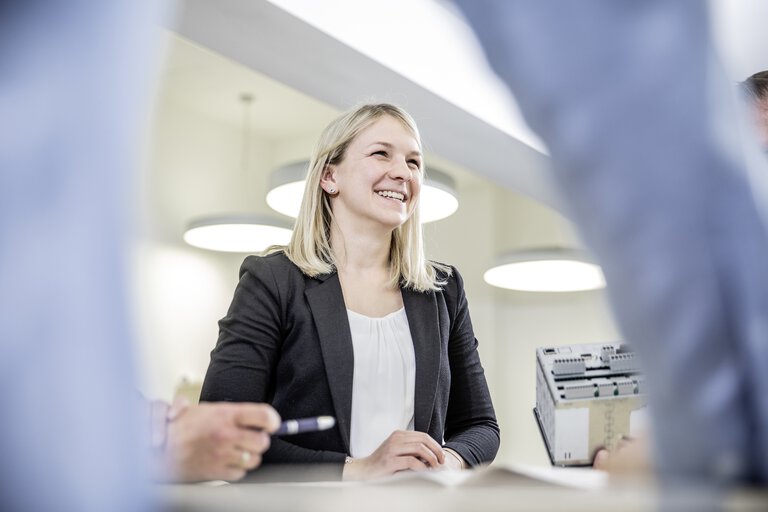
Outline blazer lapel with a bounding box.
[305,273,354,452]
[402,287,440,433]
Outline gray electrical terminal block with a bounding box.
[534,342,647,466]
[608,353,639,372]
[552,357,586,376]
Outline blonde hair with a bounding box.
[276,103,450,291]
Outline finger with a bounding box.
[233,404,281,432]
[593,449,610,470]
[384,440,441,468]
[389,431,445,464]
[413,433,445,464]
[409,434,445,464]
[229,446,263,471]
[392,455,429,473]
[233,430,271,456]
[221,466,248,482]
[401,442,441,468]
[238,451,262,471]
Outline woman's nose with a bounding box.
[388,158,413,181]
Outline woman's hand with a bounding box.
[343,430,446,481]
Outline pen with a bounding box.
[275,415,336,436]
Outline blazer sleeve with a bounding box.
[199,256,347,468]
[441,266,501,466]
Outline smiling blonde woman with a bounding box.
[200,104,499,481]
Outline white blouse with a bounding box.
[347,307,416,458]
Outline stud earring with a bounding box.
[328,188,336,194]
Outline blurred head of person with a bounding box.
[741,70,768,151]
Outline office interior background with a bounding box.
[134,0,768,467]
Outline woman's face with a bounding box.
[323,115,422,232]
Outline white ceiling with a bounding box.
[154,34,493,191]
[157,35,339,140]
[266,0,546,153]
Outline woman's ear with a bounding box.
[320,164,338,195]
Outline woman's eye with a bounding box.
[372,150,388,157]
[408,160,421,170]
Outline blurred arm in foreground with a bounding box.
[453,0,768,485]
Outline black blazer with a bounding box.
[200,252,499,472]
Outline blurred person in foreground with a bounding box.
[0,1,163,511]
[0,1,280,509]
[592,69,768,477]
[453,0,768,487]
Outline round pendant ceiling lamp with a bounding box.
[183,93,294,253]
[184,215,293,253]
[483,248,606,292]
[266,161,459,223]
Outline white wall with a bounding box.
[137,94,620,466]
[135,97,271,401]
[492,288,620,465]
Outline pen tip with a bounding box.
[318,416,336,430]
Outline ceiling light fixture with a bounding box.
[483,248,606,292]
[183,93,294,253]
[184,215,293,253]
[266,161,459,222]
